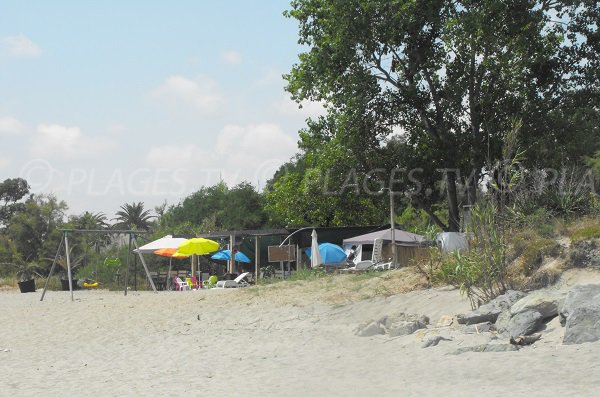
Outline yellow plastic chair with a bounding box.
[202,275,218,288]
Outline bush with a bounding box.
[438,202,507,309]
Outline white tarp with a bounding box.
[310,229,323,268]
[436,232,468,253]
[134,235,189,254]
[343,228,425,246]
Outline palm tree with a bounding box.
[113,202,154,231]
[71,211,111,254]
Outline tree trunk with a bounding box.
[446,170,461,232]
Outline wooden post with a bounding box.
[229,233,235,274]
[255,235,260,283]
[296,244,301,271]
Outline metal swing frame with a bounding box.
[40,229,156,301]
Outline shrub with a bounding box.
[438,202,507,309]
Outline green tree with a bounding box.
[159,181,268,233]
[6,194,67,266]
[284,0,598,231]
[0,178,30,228]
[113,202,154,231]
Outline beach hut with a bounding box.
[343,228,428,267]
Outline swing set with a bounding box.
[40,229,157,301]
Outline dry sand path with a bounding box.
[1,279,599,396]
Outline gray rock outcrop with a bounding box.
[559,284,600,326]
[456,290,526,325]
[563,306,600,344]
[355,313,429,337]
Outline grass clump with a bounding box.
[570,225,600,241]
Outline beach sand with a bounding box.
[1,270,599,397]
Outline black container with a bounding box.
[60,278,79,291]
[18,279,36,293]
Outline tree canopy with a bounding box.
[282,0,599,230]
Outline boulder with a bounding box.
[422,336,452,348]
[355,321,385,337]
[510,289,565,319]
[456,290,527,325]
[559,284,600,326]
[494,310,511,334]
[506,309,544,338]
[381,313,429,337]
[451,344,519,355]
[464,322,493,334]
[563,305,600,345]
[356,313,429,337]
[436,315,454,327]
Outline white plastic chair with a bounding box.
[175,277,190,291]
[215,272,250,288]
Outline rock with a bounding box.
[510,289,565,319]
[422,336,452,348]
[387,321,427,337]
[464,322,493,334]
[355,321,385,337]
[356,313,429,337]
[563,305,600,345]
[451,344,519,355]
[436,315,454,327]
[510,333,541,346]
[456,290,527,325]
[559,284,600,326]
[494,310,511,334]
[506,309,544,338]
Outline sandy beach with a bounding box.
[2,270,600,397]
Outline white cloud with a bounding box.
[273,95,327,119]
[1,35,41,58]
[30,123,115,159]
[0,116,24,136]
[0,157,9,169]
[145,123,298,191]
[151,75,223,113]
[221,50,242,64]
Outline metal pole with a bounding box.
[124,234,132,296]
[40,233,65,301]
[131,235,157,293]
[65,231,74,302]
[255,235,260,284]
[390,190,397,269]
[229,233,235,274]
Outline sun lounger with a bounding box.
[215,272,250,288]
[174,277,190,291]
[203,275,218,289]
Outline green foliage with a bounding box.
[284,0,598,231]
[571,225,600,242]
[160,181,267,232]
[113,202,154,231]
[289,268,326,281]
[438,202,507,308]
[0,177,30,228]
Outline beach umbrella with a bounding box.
[306,243,347,265]
[175,238,219,256]
[310,229,322,268]
[211,249,251,263]
[153,248,190,289]
[135,235,188,254]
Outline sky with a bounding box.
[0,1,324,216]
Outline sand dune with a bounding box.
[1,272,599,396]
